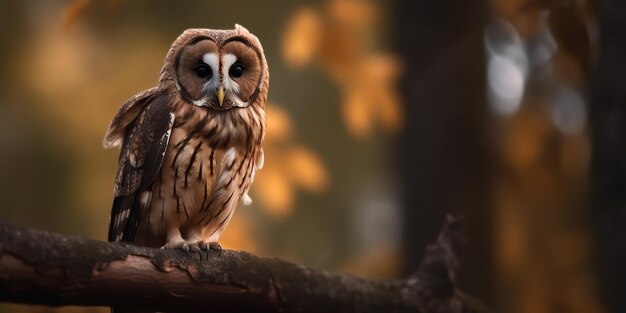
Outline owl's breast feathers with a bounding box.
[142,96,265,241]
[106,89,265,245]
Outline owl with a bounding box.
[103,25,268,252]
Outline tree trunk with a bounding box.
[394,0,493,304]
[591,1,626,312]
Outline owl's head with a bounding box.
[161,25,268,111]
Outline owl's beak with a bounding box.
[217,87,225,107]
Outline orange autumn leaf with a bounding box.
[265,104,294,142]
[253,104,329,217]
[353,55,404,135]
[62,0,92,30]
[282,8,322,68]
[254,165,294,218]
[362,55,401,84]
[326,0,377,28]
[283,0,404,139]
[342,88,372,137]
[375,87,403,134]
[286,146,329,192]
[62,0,123,29]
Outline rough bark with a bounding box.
[0,217,489,313]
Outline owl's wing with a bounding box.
[103,87,160,149]
[107,93,174,243]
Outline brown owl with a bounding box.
[103,25,268,252]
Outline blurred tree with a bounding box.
[394,0,493,304]
[592,0,626,312]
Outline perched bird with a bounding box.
[103,25,268,253]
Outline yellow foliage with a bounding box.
[326,0,377,28]
[282,8,322,68]
[62,0,120,30]
[342,88,371,137]
[254,167,294,217]
[62,0,92,29]
[264,105,293,142]
[282,0,403,138]
[286,146,328,192]
[253,104,329,218]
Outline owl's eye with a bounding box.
[229,63,245,78]
[194,64,212,79]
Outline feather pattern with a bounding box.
[105,26,267,313]
[103,87,160,149]
[108,93,174,242]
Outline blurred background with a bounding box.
[0,0,622,312]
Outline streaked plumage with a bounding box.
[103,25,268,252]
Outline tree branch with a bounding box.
[0,216,490,313]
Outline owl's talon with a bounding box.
[160,241,197,252]
[209,242,222,254]
[189,243,202,253]
[199,241,210,251]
